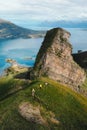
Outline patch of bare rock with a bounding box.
[18,102,59,126]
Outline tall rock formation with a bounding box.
[32,28,86,87]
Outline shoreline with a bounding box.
[0,58,30,77]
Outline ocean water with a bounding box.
[67,28,87,53]
[0,38,43,74]
[0,28,87,74]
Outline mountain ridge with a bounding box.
[0,18,45,39]
[39,20,87,28]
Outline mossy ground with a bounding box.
[0,76,87,130]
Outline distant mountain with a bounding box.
[39,20,87,28]
[0,19,45,39]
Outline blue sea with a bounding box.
[0,28,87,74]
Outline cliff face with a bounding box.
[33,28,86,87]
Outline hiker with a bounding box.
[78,85,80,91]
[32,88,35,98]
[39,84,42,89]
[45,82,48,86]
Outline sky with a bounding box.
[0,0,87,26]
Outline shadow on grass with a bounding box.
[14,72,29,79]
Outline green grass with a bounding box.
[0,75,29,100]
[0,76,87,130]
[82,78,87,89]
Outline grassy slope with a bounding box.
[0,76,87,130]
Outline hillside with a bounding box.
[0,75,87,130]
[72,51,87,69]
[0,19,45,39]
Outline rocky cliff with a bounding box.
[32,28,86,87]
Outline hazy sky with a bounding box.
[0,0,87,23]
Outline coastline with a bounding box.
[1,58,30,77]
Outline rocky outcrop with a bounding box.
[19,102,59,126]
[32,28,86,87]
[19,102,47,126]
[5,59,29,75]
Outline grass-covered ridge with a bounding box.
[0,76,87,130]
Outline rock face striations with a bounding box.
[32,28,86,87]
